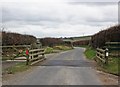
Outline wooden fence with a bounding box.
[96,48,108,64]
[1,45,31,60]
[28,49,45,65]
[105,42,120,57]
[96,42,120,64]
[2,45,46,65]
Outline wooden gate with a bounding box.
[28,49,45,65]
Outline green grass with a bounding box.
[44,47,54,54]
[2,50,26,61]
[5,62,30,74]
[53,45,73,51]
[84,46,96,60]
[98,57,118,75]
[81,45,119,76]
[2,56,14,61]
[45,45,73,54]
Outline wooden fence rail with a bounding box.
[1,45,31,60]
[2,45,46,65]
[96,48,108,64]
[28,49,46,65]
[96,42,120,65]
[105,42,120,57]
[1,45,31,48]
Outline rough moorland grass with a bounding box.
[5,62,30,74]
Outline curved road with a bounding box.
[3,47,102,85]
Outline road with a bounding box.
[3,47,102,85]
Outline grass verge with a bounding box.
[53,45,73,51]
[4,62,30,74]
[97,57,118,75]
[81,45,118,76]
[83,46,96,60]
[44,47,54,54]
[2,56,15,61]
[44,45,73,54]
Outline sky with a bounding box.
[1,0,119,38]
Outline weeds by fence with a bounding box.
[96,42,120,65]
[1,45,30,60]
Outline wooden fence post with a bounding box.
[26,55,29,65]
[26,49,29,65]
[105,48,109,65]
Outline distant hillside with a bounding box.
[63,36,91,42]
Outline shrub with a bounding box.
[91,25,120,48]
[2,31,37,46]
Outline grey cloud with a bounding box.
[1,1,118,37]
[2,7,63,29]
[2,6,64,23]
[2,9,61,23]
[67,2,117,6]
[86,17,117,23]
[68,0,119,3]
[2,2,117,24]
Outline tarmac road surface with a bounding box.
[3,47,102,85]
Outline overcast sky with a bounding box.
[1,0,118,38]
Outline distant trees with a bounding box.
[39,38,64,47]
[3,25,119,47]
[2,31,37,46]
[91,25,120,48]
